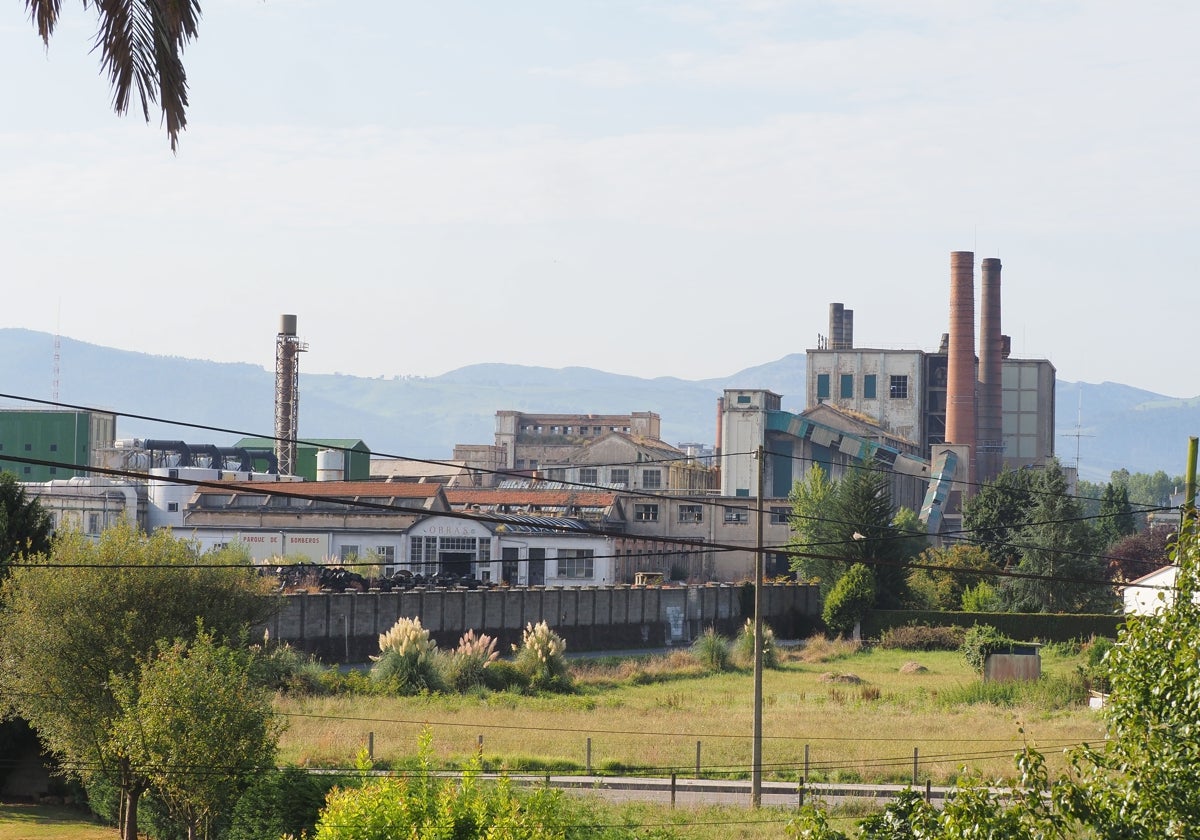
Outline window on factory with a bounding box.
[87,513,100,534]
[340,545,360,565]
[737,394,752,404]
[770,506,792,525]
[635,504,659,522]
[816,374,830,400]
[22,466,30,475]
[376,545,396,575]
[610,468,629,486]
[723,506,749,524]
[641,469,662,489]
[580,468,598,484]
[863,374,877,399]
[547,468,566,481]
[48,467,56,475]
[24,443,31,451]
[557,549,594,579]
[167,502,179,513]
[679,504,703,523]
[840,374,854,399]
[49,444,58,452]
[889,375,909,399]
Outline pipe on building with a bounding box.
[946,251,977,479]
[829,303,846,349]
[978,257,1003,484]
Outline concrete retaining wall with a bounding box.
[261,582,820,662]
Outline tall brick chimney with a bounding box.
[978,258,1003,484]
[946,252,977,479]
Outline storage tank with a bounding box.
[316,448,345,482]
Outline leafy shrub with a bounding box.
[482,660,530,692]
[1080,635,1114,693]
[312,732,641,840]
[822,563,876,637]
[960,624,1018,674]
[691,627,731,672]
[227,766,339,840]
[370,617,443,694]
[512,621,572,692]
[877,624,966,651]
[441,630,499,692]
[961,580,1003,612]
[733,618,779,668]
[250,642,332,695]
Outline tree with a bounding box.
[1096,482,1136,547]
[907,544,1000,611]
[1003,460,1109,613]
[0,470,52,581]
[822,563,875,637]
[0,522,276,840]
[114,629,283,840]
[1105,523,1174,583]
[24,0,198,150]
[961,467,1038,568]
[787,464,841,594]
[1057,520,1200,834]
[789,466,919,608]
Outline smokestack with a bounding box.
[842,309,854,349]
[946,252,977,475]
[829,303,846,349]
[978,258,1003,483]
[274,314,308,476]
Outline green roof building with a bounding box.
[0,409,116,482]
[233,437,371,481]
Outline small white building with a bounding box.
[1123,565,1189,615]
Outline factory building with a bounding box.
[0,408,115,482]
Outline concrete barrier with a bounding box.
[260,582,820,662]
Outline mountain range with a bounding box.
[1,329,1195,482]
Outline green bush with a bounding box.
[513,621,572,693]
[691,627,731,672]
[227,766,339,840]
[482,659,530,692]
[733,618,779,669]
[823,563,876,637]
[877,624,966,651]
[960,581,1003,612]
[441,630,500,692]
[370,617,443,695]
[960,624,1018,674]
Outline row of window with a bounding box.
[519,425,630,436]
[816,373,909,400]
[542,467,659,488]
[634,504,793,524]
[0,443,60,452]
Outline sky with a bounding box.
[1,1,1197,398]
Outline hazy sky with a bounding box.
[1,1,1196,398]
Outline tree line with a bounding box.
[788,459,1177,629]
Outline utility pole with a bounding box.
[1184,437,1197,539]
[751,444,765,807]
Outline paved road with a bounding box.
[506,772,952,809]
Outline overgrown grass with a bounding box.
[275,637,1102,787]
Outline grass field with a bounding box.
[0,803,111,840]
[0,640,1105,839]
[276,640,1104,786]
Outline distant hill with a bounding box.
[0,329,1192,480]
